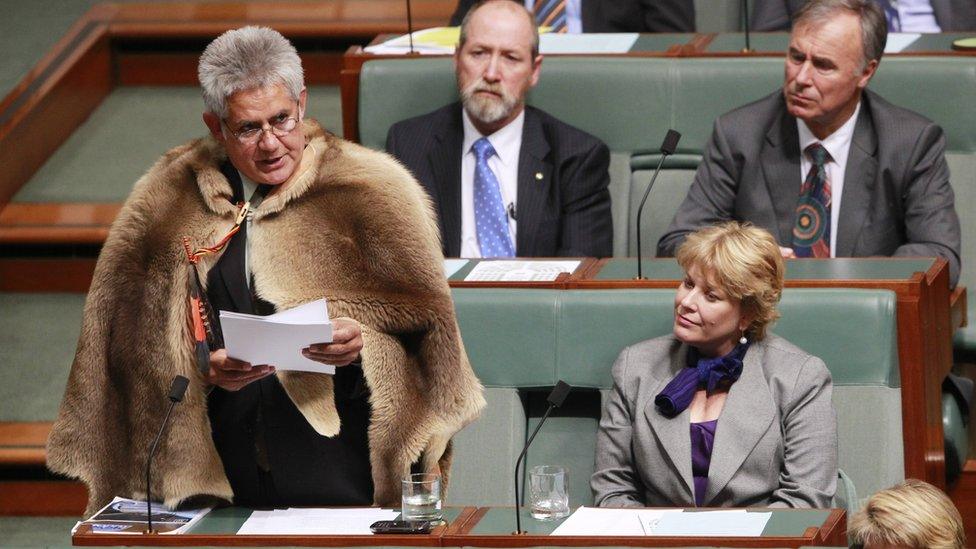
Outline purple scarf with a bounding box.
[654,341,750,418]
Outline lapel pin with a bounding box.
[535,172,544,180]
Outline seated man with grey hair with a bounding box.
[658,0,961,288]
[47,26,484,515]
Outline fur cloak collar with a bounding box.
[47,121,485,515]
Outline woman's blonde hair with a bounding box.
[849,479,965,549]
[675,222,784,340]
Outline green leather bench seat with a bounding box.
[447,287,901,508]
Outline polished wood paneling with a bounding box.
[0,481,87,516]
[0,25,112,209]
[0,258,97,292]
[0,203,119,244]
[948,459,976,543]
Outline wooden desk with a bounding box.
[72,506,476,547]
[446,507,847,548]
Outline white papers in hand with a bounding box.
[237,507,399,535]
[550,507,683,536]
[464,260,581,282]
[220,298,335,374]
[649,509,771,537]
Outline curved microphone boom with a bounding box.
[513,381,571,534]
[635,130,681,280]
[145,375,189,534]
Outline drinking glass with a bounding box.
[529,465,569,520]
[401,472,442,521]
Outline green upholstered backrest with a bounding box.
[450,287,901,505]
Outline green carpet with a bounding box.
[0,293,85,422]
[0,516,79,548]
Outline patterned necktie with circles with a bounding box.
[793,143,832,258]
[472,137,516,257]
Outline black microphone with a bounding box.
[635,130,681,280]
[145,375,189,534]
[513,380,571,534]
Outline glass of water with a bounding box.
[529,465,569,520]
[401,472,442,521]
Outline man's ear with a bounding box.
[529,54,543,88]
[203,112,224,142]
[298,87,308,119]
[857,58,879,90]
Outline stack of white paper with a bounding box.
[237,507,400,535]
[220,298,335,374]
[464,260,581,282]
[551,507,771,537]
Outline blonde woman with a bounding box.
[850,479,965,549]
[592,222,837,508]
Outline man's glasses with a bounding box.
[225,114,300,145]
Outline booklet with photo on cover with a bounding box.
[73,496,211,535]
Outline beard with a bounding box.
[459,78,520,126]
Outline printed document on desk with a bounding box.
[551,507,683,536]
[551,507,770,537]
[464,260,580,281]
[237,507,399,535]
[220,298,335,374]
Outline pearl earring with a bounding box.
[739,335,748,345]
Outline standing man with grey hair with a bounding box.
[386,0,613,258]
[659,0,961,288]
[47,26,484,515]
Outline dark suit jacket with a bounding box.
[592,334,837,508]
[657,90,961,288]
[386,103,613,257]
[752,0,976,30]
[450,0,695,33]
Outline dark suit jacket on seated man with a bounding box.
[387,0,613,258]
[658,0,961,288]
[450,0,696,33]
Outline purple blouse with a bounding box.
[690,419,718,506]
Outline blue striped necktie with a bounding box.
[472,137,515,258]
[533,0,568,32]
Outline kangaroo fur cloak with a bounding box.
[47,120,486,516]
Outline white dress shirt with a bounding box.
[239,173,259,286]
[898,0,942,32]
[460,109,524,258]
[524,0,583,33]
[796,101,861,257]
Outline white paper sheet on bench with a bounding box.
[237,507,398,535]
[551,507,683,536]
[464,260,580,281]
[650,509,771,537]
[220,298,335,374]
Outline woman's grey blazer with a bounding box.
[591,334,837,508]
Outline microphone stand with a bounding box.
[742,0,753,53]
[513,381,571,535]
[144,376,189,534]
[634,130,681,280]
[406,0,416,55]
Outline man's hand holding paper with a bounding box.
[302,317,363,367]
